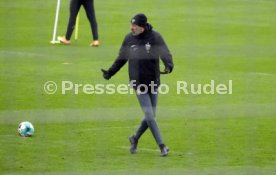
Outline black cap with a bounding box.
[131,13,147,27]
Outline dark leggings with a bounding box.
[134,91,164,145]
[66,0,98,40]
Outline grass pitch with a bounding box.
[1,0,276,174]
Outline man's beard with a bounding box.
[131,29,143,36]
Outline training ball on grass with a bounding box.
[18,121,34,137]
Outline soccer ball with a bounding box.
[18,121,34,137]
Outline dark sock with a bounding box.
[159,144,165,149]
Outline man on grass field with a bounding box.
[102,13,174,156]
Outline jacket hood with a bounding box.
[137,23,153,38]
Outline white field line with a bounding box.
[3,166,276,175]
[76,126,136,132]
[118,146,184,155]
[75,123,179,132]
[249,72,276,76]
[0,50,49,58]
[0,134,15,137]
[180,18,271,27]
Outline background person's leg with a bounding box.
[82,0,98,40]
[65,0,82,40]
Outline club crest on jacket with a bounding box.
[145,42,151,53]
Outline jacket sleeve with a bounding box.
[156,33,174,72]
[107,36,129,76]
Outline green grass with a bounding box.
[1,0,276,174]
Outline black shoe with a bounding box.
[129,135,138,154]
[159,144,169,157]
